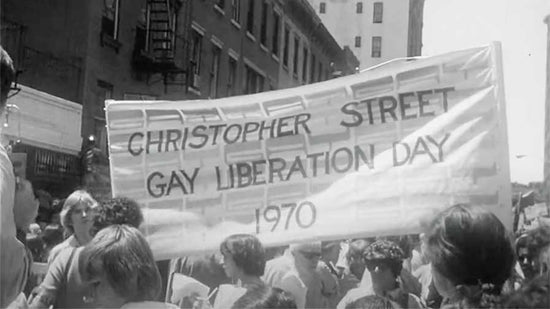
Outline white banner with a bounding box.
[106,43,512,259]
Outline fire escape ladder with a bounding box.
[147,0,175,64]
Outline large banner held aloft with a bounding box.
[106,43,512,260]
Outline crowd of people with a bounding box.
[2,47,550,308]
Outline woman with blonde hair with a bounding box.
[47,190,98,264]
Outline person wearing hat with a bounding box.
[337,240,424,309]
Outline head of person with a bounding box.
[502,272,549,309]
[60,190,98,240]
[521,226,550,278]
[290,241,322,271]
[13,178,39,231]
[349,295,395,309]
[424,204,515,307]
[220,234,266,280]
[93,197,144,234]
[79,224,161,308]
[347,239,370,280]
[232,286,297,309]
[0,45,15,110]
[321,241,341,265]
[363,239,404,295]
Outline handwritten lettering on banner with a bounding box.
[106,43,511,259]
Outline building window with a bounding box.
[260,1,268,46]
[102,0,120,39]
[356,2,363,13]
[215,0,225,9]
[320,2,326,14]
[372,36,382,57]
[293,37,299,76]
[209,46,221,98]
[283,27,290,67]
[318,62,323,81]
[302,48,308,82]
[355,36,361,47]
[227,57,237,96]
[190,30,203,89]
[272,12,281,56]
[232,0,241,23]
[373,2,383,23]
[245,65,264,94]
[246,0,255,34]
[310,54,316,82]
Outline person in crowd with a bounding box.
[215,234,268,308]
[29,197,144,308]
[517,226,550,279]
[501,272,549,308]
[165,254,231,306]
[232,285,298,309]
[0,45,40,307]
[262,242,324,309]
[424,203,516,308]
[316,241,341,307]
[338,239,424,309]
[79,224,177,308]
[48,190,99,264]
[339,239,370,296]
[93,196,144,232]
[40,224,64,262]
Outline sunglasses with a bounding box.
[299,251,322,260]
[365,260,391,272]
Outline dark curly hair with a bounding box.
[232,286,297,309]
[220,234,266,277]
[363,239,404,277]
[94,197,144,233]
[425,204,515,308]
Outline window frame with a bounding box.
[320,2,326,14]
[373,2,383,23]
[293,36,300,77]
[356,2,363,14]
[102,0,121,39]
[283,26,290,67]
[190,29,204,89]
[209,45,222,98]
[271,12,281,56]
[371,36,382,58]
[231,0,241,23]
[246,0,255,35]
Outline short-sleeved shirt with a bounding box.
[32,247,93,308]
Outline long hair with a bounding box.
[60,190,98,236]
[425,204,515,307]
[79,224,161,303]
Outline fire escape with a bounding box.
[132,0,189,91]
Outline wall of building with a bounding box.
[1,0,88,102]
[309,0,417,70]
